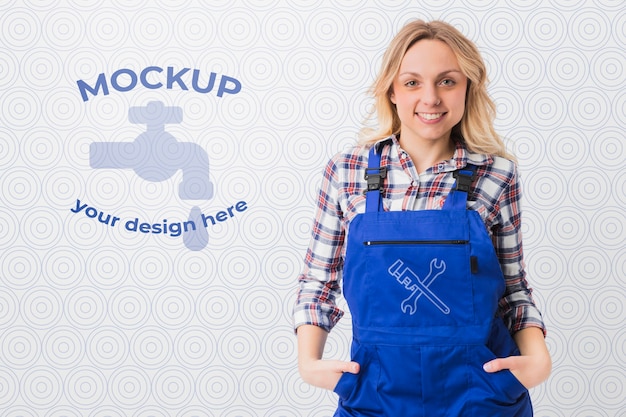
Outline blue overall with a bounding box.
[333,145,533,416]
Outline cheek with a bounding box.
[450,92,467,114]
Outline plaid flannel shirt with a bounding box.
[294,135,546,336]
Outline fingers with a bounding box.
[483,356,517,373]
[329,360,360,374]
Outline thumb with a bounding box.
[338,361,360,374]
[483,357,512,373]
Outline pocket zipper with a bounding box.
[364,240,468,246]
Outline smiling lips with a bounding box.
[417,112,446,122]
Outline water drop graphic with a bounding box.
[184,206,208,251]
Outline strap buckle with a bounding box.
[365,167,387,193]
[453,168,475,193]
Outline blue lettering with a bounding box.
[167,67,190,90]
[125,218,138,232]
[85,207,98,218]
[216,211,228,222]
[71,200,119,227]
[202,214,216,227]
[169,222,182,237]
[235,201,248,212]
[111,68,138,92]
[140,66,163,89]
[77,73,109,102]
[201,201,248,227]
[71,199,88,213]
[183,220,196,232]
[217,75,241,97]
[192,69,217,93]
[77,67,241,100]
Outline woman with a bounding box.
[294,20,551,416]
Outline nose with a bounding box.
[422,85,440,107]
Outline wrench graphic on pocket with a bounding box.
[388,258,449,315]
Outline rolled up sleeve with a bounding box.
[293,157,346,333]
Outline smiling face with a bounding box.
[389,39,468,147]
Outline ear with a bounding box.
[389,90,396,104]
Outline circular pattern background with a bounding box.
[523,168,568,210]
[545,127,589,169]
[590,286,625,330]
[0,288,19,330]
[568,88,612,129]
[480,8,523,51]
[21,208,64,249]
[502,47,545,90]
[547,365,590,409]
[568,8,611,51]
[589,127,623,170]
[20,286,63,330]
[64,366,107,408]
[129,326,173,369]
[195,286,239,330]
[546,47,589,90]
[174,325,218,369]
[151,286,195,329]
[305,8,349,50]
[195,366,238,409]
[569,166,610,209]
[217,8,261,51]
[20,366,63,409]
[567,326,611,370]
[0,367,19,409]
[240,366,282,409]
[0,3,622,415]
[218,325,262,370]
[107,286,151,330]
[64,287,107,330]
[42,326,84,369]
[589,367,624,409]
[42,7,85,50]
[173,7,217,50]
[524,8,568,49]
[1,247,41,290]
[85,7,130,50]
[108,366,151,409]
[239,287,282,330]
[546,207,589,250]
[261,8,305,50]
[152,366,194,409]
[129,8,173,49]
[86,326,130,369]
[589,207,624,250]
[283,47,327,91]
[546,286,589,330]
[1,7,41,50]
[524,87,568,129]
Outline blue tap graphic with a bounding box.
[90,101,212,250]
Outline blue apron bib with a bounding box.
[333,144,532,416]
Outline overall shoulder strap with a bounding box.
[442,165,477,211]
[365,144,386,212]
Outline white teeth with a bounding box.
[418,113,444,120]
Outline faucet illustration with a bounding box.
[90,101,212,250]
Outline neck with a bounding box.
[399,136,455,174]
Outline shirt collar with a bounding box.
[374,135,493,173]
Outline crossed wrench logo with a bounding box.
[388,258,450,315]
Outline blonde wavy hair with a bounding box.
[359,20,513,160]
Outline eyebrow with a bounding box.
[398,69,463,77]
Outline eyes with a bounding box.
[403,78,457,88]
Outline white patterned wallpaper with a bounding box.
[0,0,624,416]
